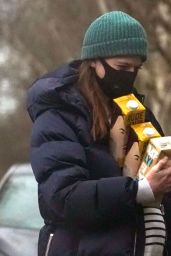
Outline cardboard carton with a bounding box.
[113,94,145,126]
[138,136,171,178]
[123,122,161,177]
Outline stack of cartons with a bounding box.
[110,93,146,168]
[110,93,171,178]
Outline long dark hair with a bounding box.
[77,60,111,141]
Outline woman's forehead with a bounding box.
[106,56,143,66]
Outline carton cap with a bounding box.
[143,127,155,136]
[126,100,139,110]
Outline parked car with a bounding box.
[0,163,43,256]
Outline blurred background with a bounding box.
[0,0,171,177]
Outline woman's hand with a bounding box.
[146,157,171,199]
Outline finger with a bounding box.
[165,174,171,185]
[154,171,171,185]
[166,159,171,165]
[151,157,168,173]
[165,185,171,193]
[158,166,171,176]
[163,159,171,168]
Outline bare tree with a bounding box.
[1,0,171,176]
[96,0,109,14]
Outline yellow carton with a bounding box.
[123,122,161,178]
[113,94,145,126]
[139,136,171,178]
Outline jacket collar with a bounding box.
[27,60,90,122]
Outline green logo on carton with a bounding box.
[144,153,153,166]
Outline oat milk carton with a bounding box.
[123,122,161,178]
[139,136,171,178]
[110,94,146,167]
[113,94,146,126]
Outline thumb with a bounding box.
[150,156,168,173]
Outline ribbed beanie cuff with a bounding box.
[81,11,148,60]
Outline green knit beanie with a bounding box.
[81,11,148,60]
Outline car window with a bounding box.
[0,172,44,229]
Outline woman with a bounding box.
[27,11,171,256]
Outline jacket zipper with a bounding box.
[45,233,54,256]
[133,230,137,256]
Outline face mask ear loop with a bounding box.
[100,58,109,69]
[99,58,106,65]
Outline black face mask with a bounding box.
[96,59,138,99]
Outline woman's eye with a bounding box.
[116,65,143,72]
[120,128,125,134]
[116,66,128,70]
[135,66,142,72]
[134,154,140,161]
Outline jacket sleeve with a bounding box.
[30,108,138,228]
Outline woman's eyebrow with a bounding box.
[116,62,143,68]
[119,128,126,134]
[119,128,126,132]
[136,64,143,68]
[134,154,140,159]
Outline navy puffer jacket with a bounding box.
[27,61,169,256]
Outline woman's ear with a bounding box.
[90,61,96,68]
[90,60,105,78]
